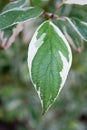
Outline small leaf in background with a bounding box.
[28,21,72,113]
[68,5,87,21]
[0,23,23,50]
[66,17,87,41]
[64,0,87,5]
[0,6,44,49]
[3,0,27,12]
[0,7,44,30]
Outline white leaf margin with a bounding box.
[28,21,72,108]
[3,0,27,12]
[0,23,23,50]
[0,7,44,30]
[65,17,87,41]
[64,0,87,5]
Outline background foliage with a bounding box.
[0,0,87,130]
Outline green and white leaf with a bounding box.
[3,0,27,12]
[64,0,87,5]
[0,26,14,48]
[66,17,87,41]
[0,7,44,30]
[28,21,72,113]
[54,20,83,52]
[0,23,23,49]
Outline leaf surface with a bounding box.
[3,0,27,12]
[28,21,72,113]
[0,7,44,30]
[66,17,87,41]
[0,24,23,50]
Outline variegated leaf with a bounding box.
[28,21,72,113]
[66,17,87,41]
[0,6,43,49]
[64,0,87,5]
[3,0,27,12]
[0,24,23,50]
[0,7,44,30]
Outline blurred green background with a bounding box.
[0,0,87,130]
